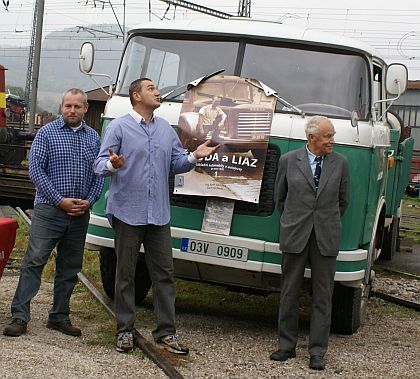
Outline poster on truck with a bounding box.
[174,75,276,203]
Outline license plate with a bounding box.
[180,238,248,262]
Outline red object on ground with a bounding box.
[0,218,19,280]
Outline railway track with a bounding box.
[0,164,35,200]
[371,290,420,311]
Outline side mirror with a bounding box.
[79,42,95,74]
[350,110,359,128]
[386,64,408,96]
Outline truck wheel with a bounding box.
[379,216,399,261]
[99,247,152,305]
[330,282,369,335]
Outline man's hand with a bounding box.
[59,198,90,216]
[193,139,221,159]
[109,148,125,169]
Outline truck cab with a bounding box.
[80,18,413,334]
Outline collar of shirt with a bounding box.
[306,144,323,164]
[306,144,323,176]
[129,109,155,124]
[58,116,87,132]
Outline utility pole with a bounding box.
[25,0,37,116]
[238,0,251,17]
[27,0,45,133]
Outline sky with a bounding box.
[1,0,420,79]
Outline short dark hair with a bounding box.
[62,88,87,104]
[129,78,152,105]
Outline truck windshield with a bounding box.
[115,36,238,97]
[116,34,369,119]
[241,43,369,119]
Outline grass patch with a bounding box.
[10,215,30,263]
[173,279,280,325]
[368,297,418,318]
[400,196,420,243]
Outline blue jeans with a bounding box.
[11,203,89,322]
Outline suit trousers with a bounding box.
[277,229,337,356]
[113,218,176,340]
[11,204,89,322]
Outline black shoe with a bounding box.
[47,319,81,337]
[3,319,27,337]
[269,349,296,361]
[309,355,325,370]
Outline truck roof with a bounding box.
[128,18,380,60]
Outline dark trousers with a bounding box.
[277,230,337,356]
[113,218,176,340]
[11,204,89,322]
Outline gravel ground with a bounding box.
[0,271,419,379]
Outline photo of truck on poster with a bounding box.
[174,75,276,203]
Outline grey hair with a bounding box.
[304,115,330,136]
[61,88,88,104]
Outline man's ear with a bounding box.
[133,91,142,103]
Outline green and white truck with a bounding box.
[79,18,414,334]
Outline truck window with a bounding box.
[373,64,383,117]
[241,43,370,119]
[147,49,179,90]
[117,40,146,94]
[115,36,239,96]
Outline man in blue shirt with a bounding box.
[3,88,104,338]
[94,78,219,355]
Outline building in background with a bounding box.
[85,88,109,133]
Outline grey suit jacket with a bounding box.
[274,147,350,256]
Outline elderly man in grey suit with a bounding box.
[270,115,350,370]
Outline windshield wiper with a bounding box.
[245,79,304,116]
[161,69,225,101]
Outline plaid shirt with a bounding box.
[29,116,104,207]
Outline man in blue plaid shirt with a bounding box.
[3,88,104,338]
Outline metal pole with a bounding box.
[123,0,126,43]
[28,0,45,133]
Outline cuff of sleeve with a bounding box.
[106,160,118,172]
[54,196,64,207]
[188,152,198,164]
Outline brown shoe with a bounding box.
[3,319,27,337]
[47,319,81,337]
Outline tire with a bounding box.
[99,247,152,305]
[379,216,399,261]
[330,282,368,335]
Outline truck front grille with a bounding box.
[236,112,272,138]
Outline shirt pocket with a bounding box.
[83,142,98,163]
